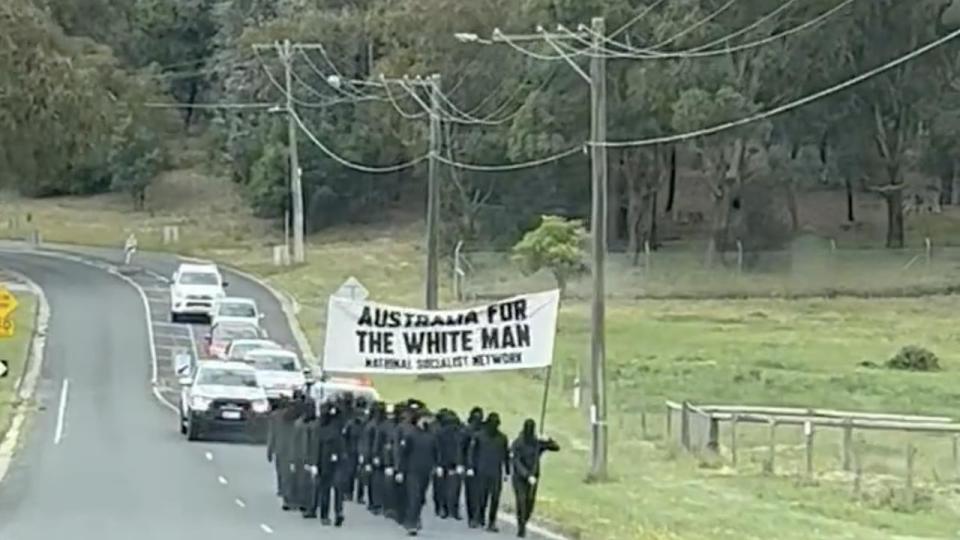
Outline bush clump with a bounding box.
[885,346,940,372]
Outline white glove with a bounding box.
[435,467,444,477]
[331,454,338,463]
[385,467,394,476]
[395,472,404,483]
[455,465,465,475]
[373,457,381,466]
[358,455,365,464]
[303,464,311,472]
[365,464,373,473]
[528,476,537,486]
[289,464,296,472]
[466,468,475,477]
[310,465,319,477]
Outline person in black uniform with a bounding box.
[462,406,485,527]
[364,401,387,515]
[397,409,439,536]
[391,403,419,525]
[312,402,347,526]
[380,403,404,521]
[349,398,370,505]
[266,396,291,498]
[339,395,365,503]
[278,393,307,511]
[510,419,560,537]
[435,409,464,520]
[292,397,317,513]
[468,412,510,532]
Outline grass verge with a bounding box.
[0,294,37,442]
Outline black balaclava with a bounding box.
[485,412,501,434]
[521,418,536,443]
[468,407,484,428]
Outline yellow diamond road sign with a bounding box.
[0,287,18,319]
[0,317,13,338]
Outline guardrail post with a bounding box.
[841,418,853,471]
[766,418,777,475]
[665,402,672,440]
[953,434,959,480]
[730,414,739,468]
[680,402,691,451]
[852,439,862,499]
[804,421,815,482]
[905,441,916,511]
[640,410,648,439]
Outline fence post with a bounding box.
[736,239,744,274]
[841,418,853,471]
[766,418,777,475]
[905,441,916,511]
[730,414,739,468]
[953,434,959,480]
[640,410,648,439]
[804,421,815,482]
[680,402,691,451]
[830,238,837,252]
[665,403,672,440]
[925,237,932,267]
[852,439,862,499]
[643,240,651,274]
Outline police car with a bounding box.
[309,375,380,405]
[178,360,270,441]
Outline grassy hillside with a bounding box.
[6,172,960,538]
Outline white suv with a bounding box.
[170,263,227,323]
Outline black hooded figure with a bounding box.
[510,419,560,538]
[293,398,318,513]
[435,410,464,519]
[468,412,510,532]
[311,403,346,526]
[391,404,420,525]
[378,403,405,521]
[276,397,302,510]
[398,410,439,536]
[266,396,291,498]
[462,406,485,526]
[349,398,371,505]
[337,394,363,503]
[364,402,388,515]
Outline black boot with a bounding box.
[334,516,344,528]
[320,518,331,526]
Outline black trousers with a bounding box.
[404,473,430,531]
[273,460,285,496]
[445,469,463,518]
[280,462,297,506]
[368,467,384,511]
[475,474,502,528]
[432,472,444,514]
[338,459,357,500]
[317,475,344,519]
[512,478,535,534]
[465,474,481,523]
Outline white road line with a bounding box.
[235,498,246,508]
[53,378,69,445]
[218,475,228,485]
[259,524,274,534]
[205,451,213,461]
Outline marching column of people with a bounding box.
[266,391,560,537]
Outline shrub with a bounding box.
[885,346,940,372]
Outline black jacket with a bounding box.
[510,437,560,480]
[469,427,511,478]
[399,426,439,477]
[311,419,346,478]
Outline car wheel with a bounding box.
[186,415,202,441]
[170,312,179,324]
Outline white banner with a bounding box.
[322,290,560,374]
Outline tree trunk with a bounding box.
[665,145,677,215]
[553,271,567,299]
[785,181,800,233]
[183,80,199,129]
[883,189,905,248]
[648,190,659,249]
[952,159,960,206]
[626,176,642,266]
[845,177,855,222]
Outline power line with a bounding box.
[574,0,854,60]
[608,0,670,39]
[593,24,960,148]
[647,0,738,50]
[290,108,429,173]
[435,145,584,171]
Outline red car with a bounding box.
[204,321,264,359]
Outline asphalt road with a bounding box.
[0,246,535,540]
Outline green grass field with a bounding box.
[0,294,37,443]
[7,178,960,538]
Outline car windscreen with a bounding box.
[179,272,219,286]
[248,354,299,372]
[219,302,256,317]
[213,325,259,341]
[229,342,277,358]
[318,387,377,403]
[198,368,259,387]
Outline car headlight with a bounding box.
[251,399,270,414]
[190,396,213,410]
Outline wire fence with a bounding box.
[454,240,960,300]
